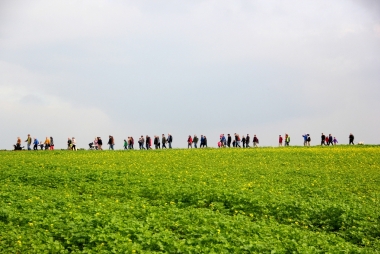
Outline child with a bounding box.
[124,139,128,150]
[333,137,338,145]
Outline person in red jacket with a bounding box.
[187,135,193,148]
[279,135,283,146]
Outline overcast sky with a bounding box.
[1,0,379,149]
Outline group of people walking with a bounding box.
[187,135,208,148]
[13,132,357,150]
[14,134,54,150]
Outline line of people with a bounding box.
[13,132,357,151]
[14,135,55,150]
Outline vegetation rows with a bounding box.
[0,146,379,253]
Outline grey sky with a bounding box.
[1,0,379,149]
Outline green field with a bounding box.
[0,146,379,253]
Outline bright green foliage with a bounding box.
[0,146,379,253]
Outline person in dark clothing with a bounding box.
[242,136,246,148]
[167,133,173,148]
[349,133,354,145]
[162,134,167,149]
[204,136,208,148]
[227,134,231,147]
[97,137,103,150]
[321,133,326,146]
[146,135,151,149]
[200,135,205,148]
[246,134,250,147]
[193,135,198,148]
[328,134,333,145]
[108,135,114,150]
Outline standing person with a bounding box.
[279,135,283,146]
[193,135,198,148]
[333,137,338,145]
[108,135,114,150]
[71,137,77,151]
[25,134,32,150]
[157,136,161,149]
[131,136,134,149]
[39,141,44,150]
[242,135,246,148]
[67,137,72,150]
[302,134,308,146]
[325,136,329,146]
[162,134,167,149]
[321,133,326,146]
[204,136,208,148]
[227,134,232,147]
[146,135,151,149]
[349,133,354,145]
[253,135,259,147]
[187,135,193,148]
[167,133,173,148]
[328,134,333,146]
[50,137,54,150]
[307,134,311,146]
[153,136,158,149]
[44,137,50,150]
[124,139,128,150]
[246,134,250,148]
[33,137,39,150]
[98,137,103,150]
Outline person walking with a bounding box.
[220,134,226,148]
[167,133,173,148]
[25,134,32,150]
[146,135,151,149]
[285,134,290,146]
[321,133,326,146]
[124,139,128,150]
[204,136,208,148]
[307,134,311,146]
[162,134,167,149]
[236,134,241,148]
[67,137,72,150]
[333,137,338,145]
[72,137,77,151]
[200,135,205,148]
[328,134,333,146]
[33,137,39,150]
[93,137,98,150]
[50,137,54,150]
[253,135,259,147]
[227,134,232,147]
[44,137,50,150]
[246,134,250,148]
[131,136,134,149]
[139,136,145,150]
[187,135,193,148]
[242,135,246,148]
[108,135,114,150]
[193,135,198,148]
[279,135,283,146]
[302,134,308,146]
[98,137,103,150]
[349,133,354,145]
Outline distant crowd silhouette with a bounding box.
[13,133,357,151]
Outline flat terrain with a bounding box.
[0,146,379,253]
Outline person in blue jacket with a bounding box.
[33,138,39,150]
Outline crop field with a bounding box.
[0,146,379,253]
